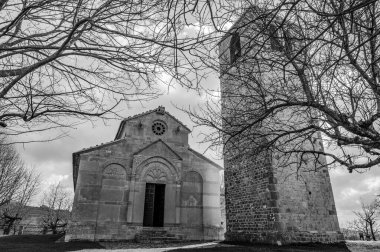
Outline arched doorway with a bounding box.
[131,157,179,227]
[142,165,168,227]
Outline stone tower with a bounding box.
[218,9,343,244]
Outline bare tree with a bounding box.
[0,137,26,207]
[0,135,40,234]
[0,144,40,235]
[40,183,72,234]
[185,0,380,173]
[0,0,215,142]
[350,198,380,240]
[341,226,364,240]
[3,0,380,173]
[349,218,370,240]
[0,168,40,235]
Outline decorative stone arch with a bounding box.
[181,171,203,205]
[96,163,130,227]
[102,162,130,180]
[128,156,180,225]
[183,170,203,183]
[134,156,179,183]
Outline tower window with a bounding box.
[269,24,283,51]
[230,32,241,64]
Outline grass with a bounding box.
[0,234,103,252]
[0,234,212,251]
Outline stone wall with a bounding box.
[224,150,280,243]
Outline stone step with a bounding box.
[136,237,183,244]
[135,229,184,243]
[137,231,168,237]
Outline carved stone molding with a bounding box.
[145,166,167,182]
[132,155,145,170]
[103,164,126,177]
[133,156,179,182]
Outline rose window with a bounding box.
[152,121,166,135]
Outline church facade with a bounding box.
[65,106,224,241]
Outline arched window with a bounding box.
[268,24,283,51]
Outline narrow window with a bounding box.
[230,32,241,64]
[283,29,293,52]
[269,24,283,51]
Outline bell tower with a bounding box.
[218,8,343,244]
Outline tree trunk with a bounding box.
[369,222,377,241]
[3,226,10,235]
[4,219,15,235]
[52,225,57,234]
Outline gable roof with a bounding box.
[114,106,191,140]
[189,148,223,170]
[73,138,125,156]
[72,138,126,190]
[133,139,183,160]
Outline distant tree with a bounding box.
[341,227,362,240]
[0,137,29,207]
[40,183,72,234]
[0,0,212,142]
[349,198,380,241]
[0,168,40,235]
[349,219,370,240]
[0,136,40,234]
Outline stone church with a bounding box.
[65,106,224,241]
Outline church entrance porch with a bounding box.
[143,183,165,227]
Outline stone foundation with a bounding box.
[226,230,344,245]
[65,223,224,242]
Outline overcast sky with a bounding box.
[16,74,380,229]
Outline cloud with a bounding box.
[183,22,215,36]
[341,188,360,200]
[363,177,380,192]
[43,174,70,187]
[329,165,380,227]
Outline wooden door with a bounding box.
[153,184,165,227]
[143,183,155,226]
[143,183,165,227]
